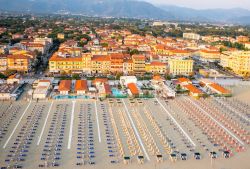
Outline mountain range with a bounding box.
[0,0,250,24]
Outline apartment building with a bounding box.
[145,61,167,74]
[82,53,92,74]
[168,59,194,76]
[7,54,32,72]
[0,54,7,72]
[199,50,221,62]
[220,51,250,76]
[183,33,200,40]
[132,55,146,75]
[91,55,111,74]
[110,53,126,73]
[123,59,134,75]
[49,52,84,73]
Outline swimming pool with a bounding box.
[111,88,127,98]
[53,95,90,100]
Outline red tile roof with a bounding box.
[150,61,166,66]
[110,53,124,59]
[153,75,163,81]
[155,44,165,50]
[132,55,145,60]
[170,49,190,54]
[58,80,71,91]
[7,54,29,59]
[92,55,111,62]
[208,83,231,94]
[39,80,50,83]
[200,50,220,54]
[183,84,203,94]
[178,77,191,84]
[93,78,108,85]
[50,53,82,61]
[127,83,139,95]
[75,80,88,91]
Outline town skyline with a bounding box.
[1,0,250,25]
[0,9,249,169]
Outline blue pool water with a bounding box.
[53,95,89,100]
[111,88,126,97]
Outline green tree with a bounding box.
[130,49,139,56]
[72,74,80,80]
[100,43,108,47]
[176,84,181,91]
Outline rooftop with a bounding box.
[75,80,88,91]
[208,83,231,94]
[58,80,71,91]
[183,84,203,94]
[127,83,139,95]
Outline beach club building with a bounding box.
[33,80,51,99]
[58,80,72,95]
[75,80,88,95]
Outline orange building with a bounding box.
[110,53,125,73]
[7,54,31,72]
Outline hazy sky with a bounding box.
[143,0,250,10]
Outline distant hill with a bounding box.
[0,0,174,19]
[0,0,250,24]
[159,5,250,23]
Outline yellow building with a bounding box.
[57,33,65,39]
[0,48,4,54]
[168,59,194,76]
[199,50,221,62]
[11,50,35,59]
[132,55,146,75]
[237,36,249,43]
[58,47,82,57]
[220,51,250,77]
[145,61,167,74]
[49,52,84,74]
[7,54,31,72]
[123,59,134,75]
[82,53,92,74]
[152,44,169,55]
[244,42,250,49]
[0,54,7,72]
[49,44,90,74]
[91,55,111,74]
